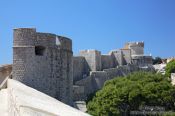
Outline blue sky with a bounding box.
[0,0,175,64]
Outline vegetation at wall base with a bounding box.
[87,71,175,116]
[165,60,175,77]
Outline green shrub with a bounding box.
[87,71,175,116]
[165,60,175,77]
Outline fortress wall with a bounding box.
[73,56,90,83]
[73,85,85,101]
[101,55,114,70]
[132,55,153,67]
[12,29,151,104]
[143,56,153,65]
[90,71,108,90]
[13,28,73,105]
[75,76,93,96]
[126,42,144,55]
[121,49,131,65]
[130,46,144,55]
[79,50,101,71]
[103,68,122,79]
[73,64,141,100]
[57,37,73,105]
[103,65,139,79]
[116,65,134,76]
[73,71,108,100]
[110,50,123,66]
[13,30,58,98]
[32,33,56,98]
[127,64,140,72]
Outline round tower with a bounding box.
[12,28,73,105]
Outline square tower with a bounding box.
[79,50,102,71]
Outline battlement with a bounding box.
[124,41,144,55]
[13,28,36,32]
[125,41,144,48]
[36,32,56,47]
[13,28,72,52]
[79,50,100,54]
[13,28,36,47]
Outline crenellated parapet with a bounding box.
[124,41,144,55]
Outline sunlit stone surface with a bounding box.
[0,79,90,116]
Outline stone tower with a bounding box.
[12,28,73,105]
[125,42,144,56]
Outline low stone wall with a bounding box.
[5,79,90,116]
[0,64,12,85]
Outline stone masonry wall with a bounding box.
[101,55,114,70]
[0,65,12,84]
[132,55,153,67]
[75,76,93,97]
[73,56,90,83]
[120,49,131,65]
[73,64,141,100]
[110,50,123,66]
[12,29,152,105]
[73,85,85,101]
[12,28,73,105]
[90,71,108,90]
[127,42,144,55]
[79,50,101,71]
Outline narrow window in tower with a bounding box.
[35,46,45,56]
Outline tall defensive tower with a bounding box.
[13,28,73,105]
[125,42,144,56]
